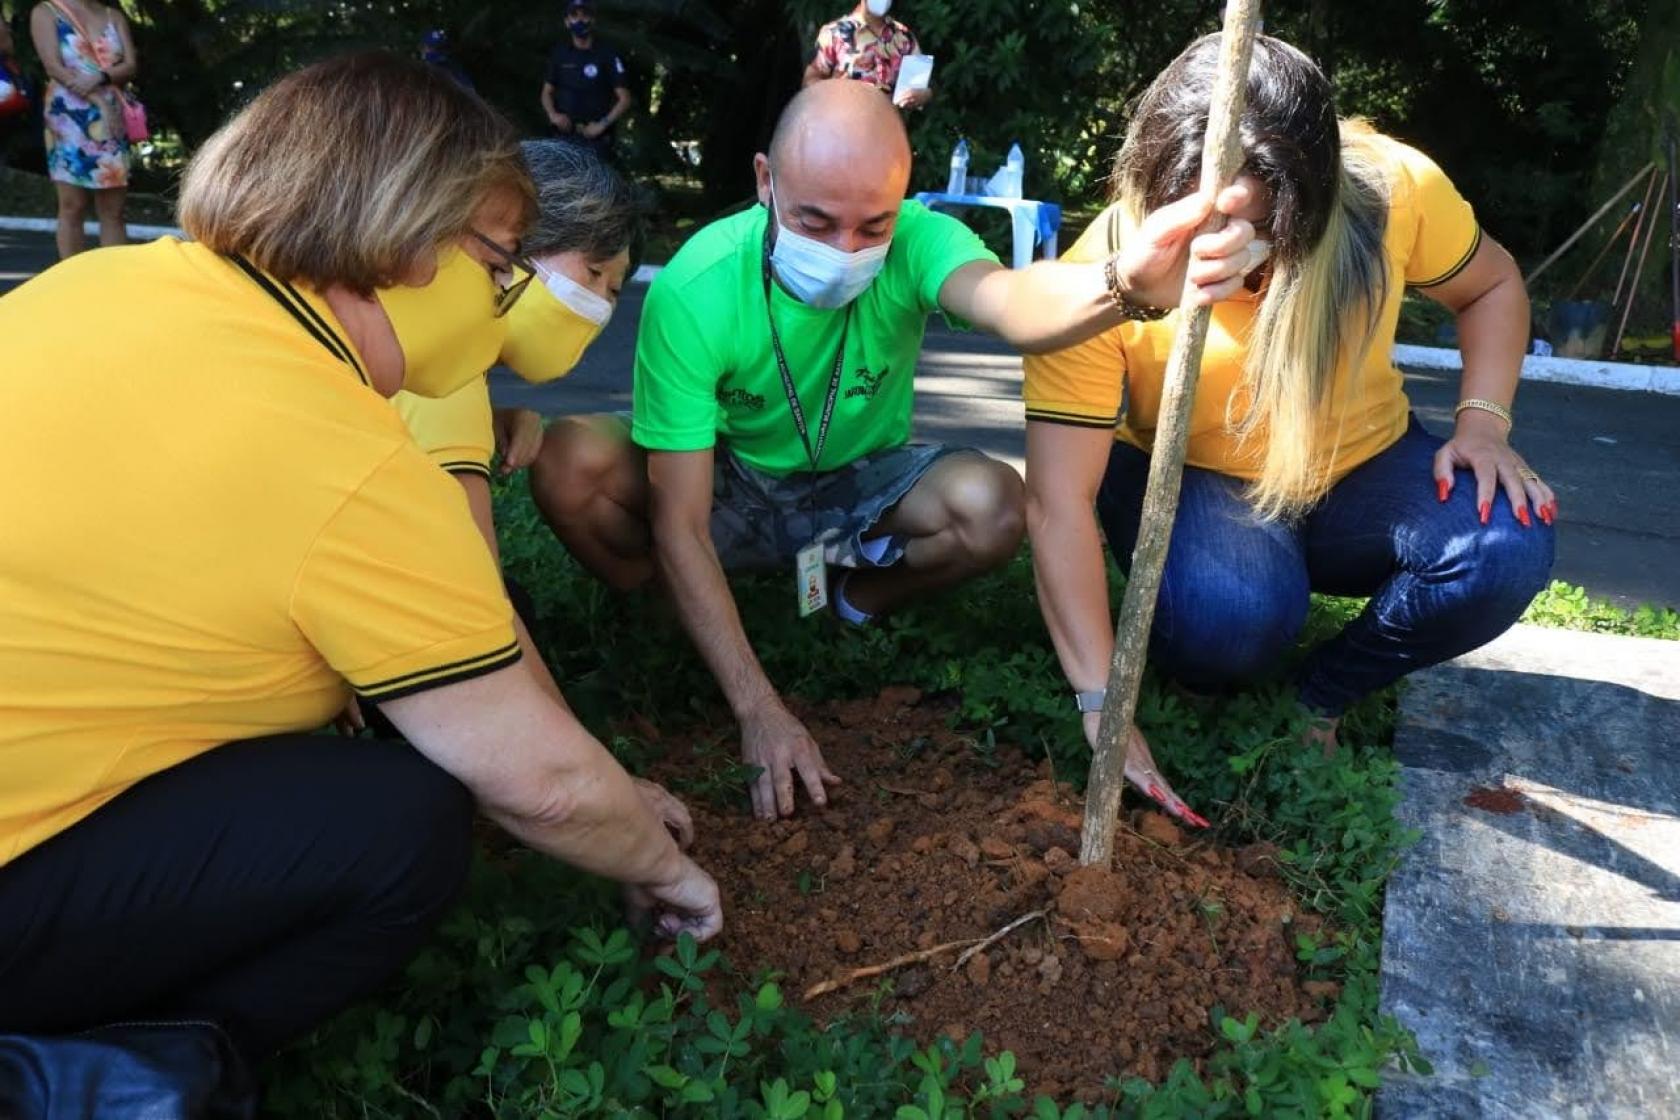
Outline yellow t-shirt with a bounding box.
[1023,135,1480,481]
[0,238,519,866]
[394,377,496,478]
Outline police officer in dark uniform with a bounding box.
[540,0,633,157]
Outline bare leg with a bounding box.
[843,451,1026,616]
[529,414,656,590]
[93,187,128,247]
[53,183,89,259]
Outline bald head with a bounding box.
[769,80,911,179]
[755,81,912,254]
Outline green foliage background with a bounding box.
[0,0,1665,275]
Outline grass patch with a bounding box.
[262,481,1670,1117]
[1522,581,1680,640]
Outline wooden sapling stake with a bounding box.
[1079,0,1264,869]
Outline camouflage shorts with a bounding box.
[709,442,962,573]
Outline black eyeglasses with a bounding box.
[471,230,536,318]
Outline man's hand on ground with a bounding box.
[740,696,841,821]
[632,777,695,849]
[1082,712,1210,828]
[623,854,723,940]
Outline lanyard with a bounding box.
[762,243,851,475]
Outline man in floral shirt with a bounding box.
[803,1,931,109]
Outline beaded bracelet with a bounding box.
[1454,398,1513,431]
[1103,253,1172,322]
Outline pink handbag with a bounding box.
[117,90,148,143]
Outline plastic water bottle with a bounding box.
[1004,142,1025,198]
[948,138,969,196]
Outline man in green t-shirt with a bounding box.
[530,79,1255,823]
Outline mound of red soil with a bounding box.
[646,689,1331,1100]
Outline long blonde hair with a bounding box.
[180,52,534,295]
[1111,35,1390,520]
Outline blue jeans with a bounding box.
[1096,415,1555,715]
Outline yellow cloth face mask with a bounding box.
[376,247,511,398]
[498,264,611,384]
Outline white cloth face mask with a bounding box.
[767,175,891,309]
[536,262,615,326]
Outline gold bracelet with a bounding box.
[1454,398,1513,431]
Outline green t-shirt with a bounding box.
[631,200,997,477]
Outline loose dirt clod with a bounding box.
[645,692,1321,1095]
[1465,785,1527,814]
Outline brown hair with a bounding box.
[179,51,534,294]
[1110,35,1390,519]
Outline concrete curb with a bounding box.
[1394,343,1678,396]
[0,215,669,286]
[0,214,183,241]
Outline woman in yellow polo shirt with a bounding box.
[396,141,633,637]
[0,52,718,1102]
[1024,35,1555,821]
[361,140,636,725]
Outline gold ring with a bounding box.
[1519,467,1541,483]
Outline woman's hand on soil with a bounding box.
[1434,413,1556,527]
[624,855,723,941]
[1084,713,1210,828]
[740,696,841,821]
[332,697,365,736]
[1115,180,1267,310]
[494,408,545,475]
[633,777,695,850]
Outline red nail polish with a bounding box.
[1516,506,1531,528]
[1479,502,1491,525]
[1147,783,1164,802]
[1539,506,1553,526]
[1437,479,1450,503]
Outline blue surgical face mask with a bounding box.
[567,18,591,37]
[767,174,891,309]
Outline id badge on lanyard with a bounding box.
[763,243,851,618]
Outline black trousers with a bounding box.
[0,734,473,1061]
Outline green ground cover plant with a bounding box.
[261,482,1674,1118]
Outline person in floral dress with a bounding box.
[804,1,931,110]
[29,0,137,257]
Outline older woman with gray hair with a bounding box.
[388,138,640,710]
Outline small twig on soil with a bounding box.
[803,940,982,1001]
[801,910,1047,1002]
[1118,821,1195,868]
[875,783,924,798]
[952,909,1048,971]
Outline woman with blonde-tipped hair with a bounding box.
[1023,34,1555,822]
[0,51,717,1109]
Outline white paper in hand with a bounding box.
[893,54,934,103]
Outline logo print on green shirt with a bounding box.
[844,365,891,400]
[717,385,766,411]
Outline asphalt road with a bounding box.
[6,226,1675,608]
